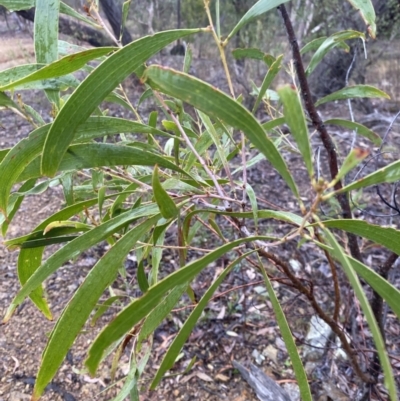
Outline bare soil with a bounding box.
[1,15,400,401]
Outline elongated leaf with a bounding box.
[185,128,213,171]
[19,143,189,183]
[0,65,43,86]
[41,29,200,177]
[5,226,88,249]
[252,55,282,113]
[0,64,79,90]
[300,37,327,54]
[0,124,59,213]
[315,85,389,107]
[0,91,22,112]
[226,0,290,41]
[348,256,400,320]
[13,196,116,317]
[91,296,123,327]
[137,260,149,292]
[335,158,400,194]
[138,284,187,344]
[259,258,312,401]
[346,0,376,38]
[61,171,74,205]
[151,252,253,388]
[144,66,298,197]
[113,359,138,401]
[32,217,159,400]
[184,208,306,231]
[3,203,160,322]
[306,31,364,76]
[112,344,151,401]
[19,236,78,248]
[245,183,259,230]
[0,149,9,164]
[0,48,115,91]
[34,0,60,105]
[324,118,381,145]
[198,111,229,172]
[278,85,314,178]
[1,178,36,236]
[334,148,369,183]
[58,40,88,56]
[232,48,266,61]
[149,222,171,286]
[315,242,400,320]
[321,220,400,255]
[0,0,32,10]
[261,116,285,131]
[58,1,102,29]
[44,220,91,235]
[321,227,397,400]
[232,153,265,175]
[17,247,52,319]
[85,236,271,374]
[152,165,178,219]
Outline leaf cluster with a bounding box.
[0,1,399,400]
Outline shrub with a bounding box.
[0,0,399,400]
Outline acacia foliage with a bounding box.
[0,1,399,400]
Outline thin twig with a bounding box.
[91,7,121,48]
[257,247,374,384]
[241,133,248,213]
[345,50,357,149]
[315,232,341,322]
[203,0,234,97]
[154,91,231,210]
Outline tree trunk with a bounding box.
[16,8,114,47]
[99,0,132,45]
[16,0,134,47]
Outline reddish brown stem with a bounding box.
[315,232,341,322]
[258,248,375,384]
[278,4,362,263]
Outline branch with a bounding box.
[278,4,362,263]
[16,8,114,47]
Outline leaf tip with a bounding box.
[353,148,369,159]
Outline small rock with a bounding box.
[263,344,278,365]
[282,382,300,401]
[9,392,30,401]
[252,349,265,364]
[215,373,230,382]
[67,283,78,292]
[303,316,332,361]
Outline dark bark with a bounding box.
[232,361,291,401]
[307,0,399,111]
[16,8,114,47]
[99,0,132,45]
[279,4,363,263]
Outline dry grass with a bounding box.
[0,36,35,69]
